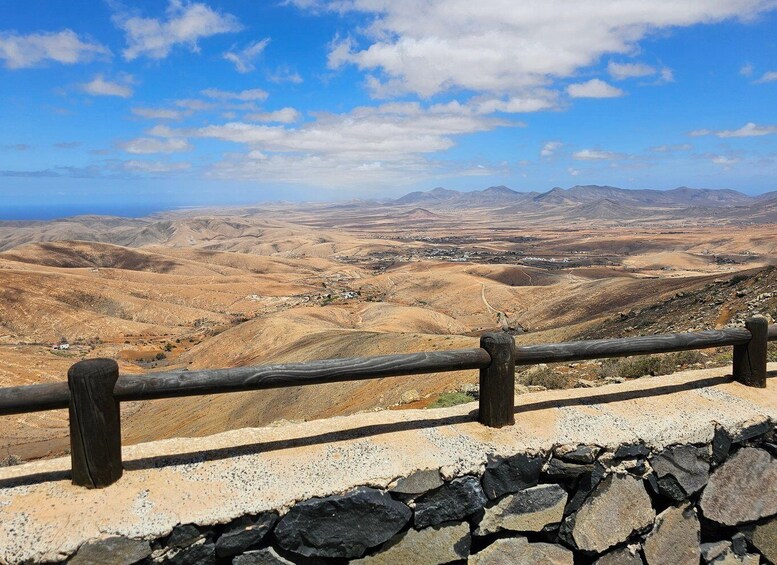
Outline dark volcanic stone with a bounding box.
[165,524,203,549]
[233,547,294,565]
[762,442,777,458]
[614,444,650,458]
[570,474,655,554]
[164,541,215,565]
[650,445,710,501]
[274,487,411,559]
[70,537,152,565]
[545,458,595,479]
[733,419,772,444]
[565,464,606,515]
[712,426,732,465]
[594,546,644,565]
[414,476,487,528]
[390,469,444,495]
[215,512,278,558]
[556,445,600,464]
[481,453,543,500]
[700,447,777,525]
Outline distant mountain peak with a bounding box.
[481,185,517,195]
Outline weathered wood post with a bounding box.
[733,316,768,388]
[479,332,515,427]
[67,359,123,488]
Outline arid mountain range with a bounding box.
[0,185,775,462]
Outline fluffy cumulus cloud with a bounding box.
[182,101,512,186]
[607,61,673,83]
[541,141,563,157]
[0,29,109,69]
[223,38,270,73]
[117,0,242,60]
[244,108,301,123]
[299,0,776,98]
[690,122,777,137]
[567,79,624,98]
[81,74,135,98]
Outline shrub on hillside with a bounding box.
[428,391,476,408]
[518,365,567,390]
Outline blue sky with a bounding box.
[1,0,777,213]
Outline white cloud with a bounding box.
[740,62,754,77]
[183,101,513,186]
[755,71,777,83]
[541,141,562,157]
[711,155,739,168]
[223,38,270,73]
[0,29,109,69]
[649,143,693,152]
[567,79,624,99]
[608,61,656,80]
[573,149,620,160]
[175,98,215,111]
[81,74,134,98]
[568,167,580,176]
[474,93,558,114]
[201,88,269,101]
[117,0,242,60]
[245,108,301,123]
[120,137,191,154]
[132,107,186,120]
[268,65,304,84]
[691,122,777,137]
[311,0,775,98]
[119,160,191,173]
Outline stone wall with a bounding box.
[65,420,777,565]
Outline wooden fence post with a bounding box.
[67,359,123,488]
[732,317,768,388]
[479,332,515,428]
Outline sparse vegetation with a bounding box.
[518,365,568,389]
[599,350,705,380]
[428,391,476,408]
[0,453,21,467]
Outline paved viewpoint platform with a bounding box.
[0,364,775,563]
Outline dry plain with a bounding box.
[1,186,776,462]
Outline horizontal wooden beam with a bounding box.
[0,325,774,416]
[114,348,492,401]
[513,328,753,365]
[0,381,69,415]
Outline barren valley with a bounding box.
[1,184,776,462]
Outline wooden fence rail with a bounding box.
[0,318,774,488]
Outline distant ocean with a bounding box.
[0,204,175,221]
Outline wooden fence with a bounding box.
[0,317,774,488]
